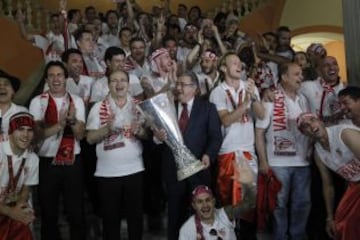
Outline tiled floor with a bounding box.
[33,214,167,240]
[31,190,167,240]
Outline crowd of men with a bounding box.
[0,0,359,239]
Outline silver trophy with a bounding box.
[137,93,205,181]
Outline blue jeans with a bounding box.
[272,166,311,240]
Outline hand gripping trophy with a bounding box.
[137,93,205,181]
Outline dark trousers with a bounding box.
[39,155,85,240]
[97,171,144,240]
[142,140,165,220]
[307,164,346,240]
[81,140,99,215]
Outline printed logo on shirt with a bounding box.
[337,159,360,181]
[274,136,296,156]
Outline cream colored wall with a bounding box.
[325,41,347,82]
[280,0,343,29]
[279,0,346,81]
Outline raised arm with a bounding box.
[211,24,227,55]
[16,9,34,42]
[151,14,166,49]
[185,29,203,69]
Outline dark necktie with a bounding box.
[179,103,189,133]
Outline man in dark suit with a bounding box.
[153,71,223,240]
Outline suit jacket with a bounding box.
[161,97,223,183]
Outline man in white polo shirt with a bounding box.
[210,52,264,238]
[209,52,264,208]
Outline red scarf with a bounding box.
[319,78,336,120]
[194,214,205,240]
[256,169,282,232]
[6,156,26,206]
[44,94,75,165]
[225,88,249,123]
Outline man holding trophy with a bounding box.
[149,71,223,240]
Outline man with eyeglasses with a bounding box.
[153,71,222,240]
[179,158,256,240]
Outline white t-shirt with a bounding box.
[101,33,121,48]
[44,75,94,104]
[127,57,151,79]
[176,46,192,72]
[0,103,28,141]
[33,32,63,62]
[33,31,77,62]
[196,71,221,96]
[83,54,106,78]
[90,74,143,103]
[0,141,39,203]
[300,78,344,118]
[256,94,310,167]
[316,124,360,182]
[86,96,144,177]
[179,208,236,240]
[29,93,85,157]
[209,81,260,154]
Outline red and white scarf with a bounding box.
[319,78,336,120]
[99,95,140,150]
[225,87,249,123]
[254,61,275,91]
[319,78,342,122]
[272,88,297,156]
[40,92,75,165]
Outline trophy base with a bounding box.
[177,161,205,181]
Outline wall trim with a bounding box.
[292,25,343,37]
